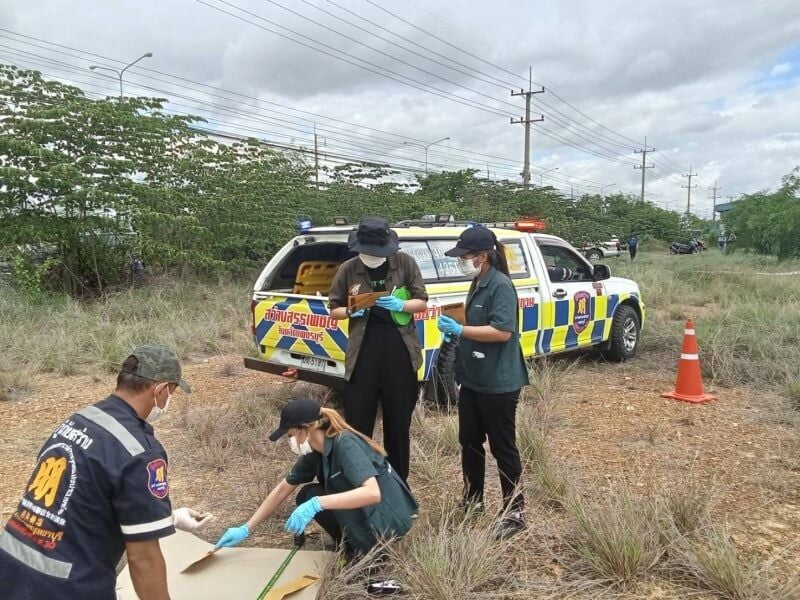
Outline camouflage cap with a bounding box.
[126,345,191,393]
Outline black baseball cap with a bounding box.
[348,216,400,258]
[444,226,497,257]
[268,397,322,441]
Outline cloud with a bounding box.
[0,0,799,219]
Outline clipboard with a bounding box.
[347,291,389,312]
[441,302,466,324]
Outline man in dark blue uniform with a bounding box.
[0,345,212,600]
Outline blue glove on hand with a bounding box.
[285,496,323,535]
[437,315,463,338]
[375,295,405,312]
[215,524,250,549]
[349,309,365,318]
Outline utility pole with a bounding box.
[682,165,698,217]
[511,67,544,189]
[709,181,721,221]
[633,136,655,202]
[313,127,320,190]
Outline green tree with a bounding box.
[723,167,800,259]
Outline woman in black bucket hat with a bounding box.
[327,217,428,483]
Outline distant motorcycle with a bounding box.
[670,239,705,254]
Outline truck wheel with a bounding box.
[603,305,640,362]
[585,249,603,261]
[425,337,460,409]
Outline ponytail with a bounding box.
[307,407,387,456]
[487,239,511,277]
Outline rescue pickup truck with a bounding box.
[245,220,645,405]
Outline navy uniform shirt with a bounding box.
[455,266,530,394]
[286,431,418,553]
[0,395,175,600]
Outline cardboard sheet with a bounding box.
[116,531,331,600]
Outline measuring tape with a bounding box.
[255,534,305,600]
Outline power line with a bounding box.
[260,0,525,114]
[0,29,640,174]
[362,0,528,86]
[195,0,514,118]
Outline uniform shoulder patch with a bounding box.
[146,458,169,499]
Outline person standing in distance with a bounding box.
[328,217,428,482]
[627,232,639,261]
[0,345,214,600]
[437,226,530,539]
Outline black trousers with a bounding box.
[629,246,638,260]
[458,386,524,512]
[345,321,418,481]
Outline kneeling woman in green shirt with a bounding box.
[215,398,418,557]
[437,226,530,539]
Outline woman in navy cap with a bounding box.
[437,226,529,539]
[215,398,418,558]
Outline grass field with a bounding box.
[1,251,799,598]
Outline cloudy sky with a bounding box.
[2,0,799,216]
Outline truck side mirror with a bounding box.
[593,264,611,281]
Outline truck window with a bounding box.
[538,244,593,282]
[428,240,462,279]
[264,241,353,292]
[501,240,529,276]
[398,241,438,279]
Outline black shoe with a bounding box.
[493,512,527,540]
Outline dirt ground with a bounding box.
[1,353,799,595]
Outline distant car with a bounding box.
[582,238,624,260]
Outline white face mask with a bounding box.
[288,434,314,456]
[359,254,387,269]
[458,256,482,278]
[147,386,171,424]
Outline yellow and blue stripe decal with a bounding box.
[254,297,349,361]
[534,293,637,354]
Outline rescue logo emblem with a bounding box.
[146,458,169,499]
[28,456,68,508]
[573,291,591,333]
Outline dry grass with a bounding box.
[0,277,252,378]
[385,508,521,599]
[567,491,666,587]
[668,523,763,599]
[0,368,33,402]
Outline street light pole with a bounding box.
[404,136,450,175]
[539,167,559,186]
[89,52,153,97]
[600,183,617,197]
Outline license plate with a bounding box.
[301,356,328,372]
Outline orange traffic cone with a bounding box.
[661,319,717,404]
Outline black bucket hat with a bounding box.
[444,226,497,257]
[268,397,323,441]
[348,216,400,258]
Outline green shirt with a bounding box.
[454,267,530,393]
[286,431,418,553]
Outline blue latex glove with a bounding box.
[215,524,250,549]
[285,496,323,535]
[349,309,365,318]
[438,315,463,338]
[375,295,405,312]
